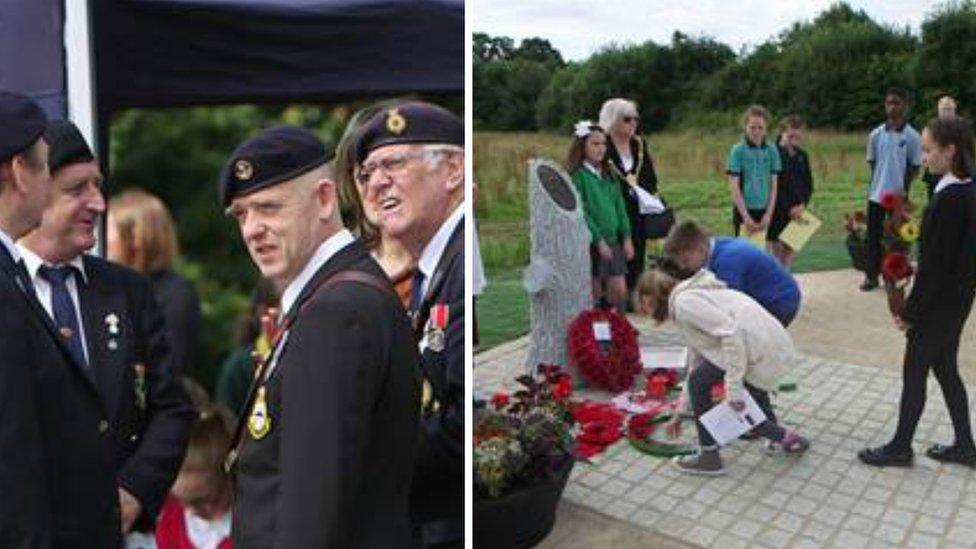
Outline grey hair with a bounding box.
[422,143,464,170]
[599,98,638,134]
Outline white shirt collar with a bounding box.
[184,507,231,549]
[279,228,355,317]
[0,229,20,264]
[16,244,88,284]
[935,172,969,195]
[583,162,602,176]
[417,203,464,295]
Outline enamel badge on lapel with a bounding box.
[248,386,272,439]
[105,313,120,351]
[426,303,449,353]
[133,363,148,411]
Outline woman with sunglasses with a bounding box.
[599,98,664,307]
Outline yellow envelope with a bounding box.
[739,229,766,249]
[779,210,822,252]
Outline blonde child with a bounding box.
[727,105,781,244]
[156,402,235,549]
[637,268,809,476]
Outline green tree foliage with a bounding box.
[477,2,976,132]
[914,1,976,120]
[474,35,565,130]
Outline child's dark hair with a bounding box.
[565,125,610,175]
[926,117,976,178]
[886,87,908,102]
[779,115,805,132]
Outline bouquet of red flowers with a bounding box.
[878,191,918,317]
[474,365,576,498]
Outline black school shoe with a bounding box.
[858,445,914,467]
[926,444,976,467]
[859,278,879,291]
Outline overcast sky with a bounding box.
[472,1,939,61]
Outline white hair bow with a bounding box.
[573,120,594,138]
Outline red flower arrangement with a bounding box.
[570,401,625,459]
[882,251,913,282]
[490,392,510,410]
[644,369,680,399]
[880,191,905,212]
[566,309,642,392]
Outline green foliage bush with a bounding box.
[476,2,976,133]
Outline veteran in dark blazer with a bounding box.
[18,120,193,541]
[222,125,420,547]
[355,101,465,548]
[0,93,121,547]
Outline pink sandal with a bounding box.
[766,429,810,456]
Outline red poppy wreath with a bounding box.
[566,308,642,392]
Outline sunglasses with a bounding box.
[623,116,639,123]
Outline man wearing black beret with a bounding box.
[19,120,193,544]
[221,125,420,547]
[355,101,464,548]
[0,93,121,546]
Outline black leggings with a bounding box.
[889,300,976,452]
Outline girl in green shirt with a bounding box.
[566,121,634,310]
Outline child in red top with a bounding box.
[156,403,235,549]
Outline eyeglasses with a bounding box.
[355,150,432,186]
[623,116,639,123]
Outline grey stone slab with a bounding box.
[873,523,909,545]
[776,511,806,534]
[603,500,638,521]
[915,514,948,536]
[597,478,631,497]
[756,527,794,548]
[729,519,764,539]
[831,529,870,549]
[684,525,721,547]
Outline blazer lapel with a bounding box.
[78,258,125,414]
[0,245,96,386]
[414,220,463,336]
[281,241,368,326]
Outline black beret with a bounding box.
[354,101,462,163]
[0,90,46,161]
[219,125,332,207]
[45,120,95,172]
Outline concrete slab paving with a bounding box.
[475,269,976,548]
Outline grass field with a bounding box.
[474,129,930,350]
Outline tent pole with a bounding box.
[64,0,103,254]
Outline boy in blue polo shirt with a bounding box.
[862,88,922,291]
[663,220,801,327]
[727,105,781,241]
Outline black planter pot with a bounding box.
[474,456,575,549]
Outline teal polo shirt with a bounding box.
[726,138,781,210]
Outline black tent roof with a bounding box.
[92,0,463,111]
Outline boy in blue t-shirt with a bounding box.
[663,220,801,326]
[727,105,782,241]
[861,88,922,291]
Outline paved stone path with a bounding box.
[475,327,976,548]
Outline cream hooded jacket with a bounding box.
[670,269,797,407]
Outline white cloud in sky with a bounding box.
[472,0,939,61]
